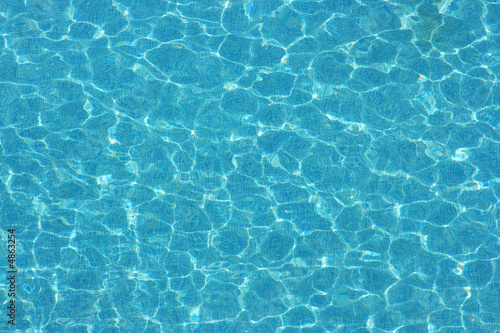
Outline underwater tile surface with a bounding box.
[0,0,500,332]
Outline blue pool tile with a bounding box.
[1,0,500,331]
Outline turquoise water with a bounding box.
[1,0,500,332]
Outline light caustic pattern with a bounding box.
[0,0,499,332]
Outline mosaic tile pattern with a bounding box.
[0,0,500,332]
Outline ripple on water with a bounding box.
[4,0,499,332]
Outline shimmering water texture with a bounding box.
[1,0,500,332]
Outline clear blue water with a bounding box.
[0,0,499,332]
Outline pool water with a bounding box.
[1,0,500,332]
